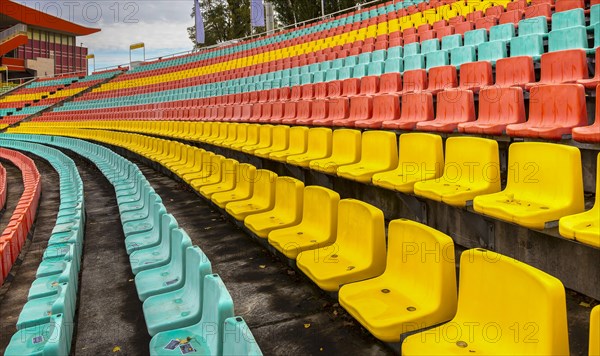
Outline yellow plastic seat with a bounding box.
[339,219,457,342]
[286,128,332,167]
[414,137,501,207]
[190,155,226,191]
[242,125,274,154]
[559,153,599,247]
[254,125,290,158]
[244,177,304,238]
[201,122,221,143]
[474,143,584,230]
[182,151,214,183]
[372,133,444,193]
[230,125,259,150]
[223,124,248,148]
[268,186,340,259]
[170,147,200,176]
[269,126,308,161]
[337,131,398,184]
[225,170,277,221]
[199,159,239,199]
[402,248,569,356]
[590,306,600,356]
[210,163,256,208]
[309,129,361,174]
[296,199,387,292]
[217,123,238,147]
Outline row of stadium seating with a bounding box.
[1,140,84,356]
[0,148,41,285]
[9,126,598,355]
[0,163,5,211]
[0,134,264,355]
[8,121,598,249]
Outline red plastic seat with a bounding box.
[506,84,587,140]
[425,66,458,94]
[525,50,588,90]
[290,86,302,101]
[525,4,552,19]
[436,26,455,40]
[555,0,584,12]
[490,56,535,89]
[416,89,475,132]
[379,73,402,94]
[507,0,527,11]
[576,47,600,89]
[333,96,373,127]
[359,76,380,96]
[341,78,361,97]
[263,102,283,123]
[296,99,328,125]
[572,84,600,143]
[268,89,279,102]
[485,5,504,17]
[355,94,401,129]
[327,80,343,98]
[475,16,498,30]
[382,92,434,130]
[314,82,328,99]
[420,30,437,41]
[301,84,315,100]
[284,101,311,125]
[255,103,272,123]
[404,33,419,44]
[401,69,428,94]
[499,9,523,25]
[239,104,252,122]
[455,21,475,35]
[458,61,493,93]
[466,10,484,22]
[312,98,350,126]
[458,87,526,135]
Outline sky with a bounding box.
[17,0,197,70]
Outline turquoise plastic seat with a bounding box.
[135,229,193,302]
[490,24,515,41]
[313,71,325,83]
[590,4,600,27]
[344,55,358,67]
[404,42,420,56]
[372,49,387,62]
[368,61,384,76]
[143,246,212,337]
[552,8,585,30]
[548,27,588,52]
[332,58,344,69]
[300,73,313,84]
[404,54,425,70]
[5,314,70,356]
[325,68,338,81]
[384,58,403,73]
[478,41,507,63]
[358,52,372,64]
[338,67,353,80]
[425,51,449,69]
[352,64,368,78]
[16,282,74,331]
[28,260,77,301]
[387,46,403,59]
[148,274,234,355]
[120,191,162,224]
[518,16,548,36]
[510,34,544,59]
[421,39,440,54]
[441,34,462,51]
[450,46,475,67]
[223,317,263,355]
[464,29,488,47]
[129,214,178,275]
[36,244,75,278]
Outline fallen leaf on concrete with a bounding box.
[304,323,311,329]
[112,346,121,352]
[259,265,266,269]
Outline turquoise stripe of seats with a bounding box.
[0,105,50,116]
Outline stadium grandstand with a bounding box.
[0,0,599,354]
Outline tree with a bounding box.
[270,0,364,26]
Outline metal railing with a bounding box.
[0,24,27,44]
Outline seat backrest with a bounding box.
[450,46,475,67]
[551,8,584,29]
[478,87,526,125]
[464,28,488,46]
[306,128,333,156]
[372,94,400,121]
[380,72,402,93]
[398,133,444,181]
[421,38,440,54]
[360,130,398,167]
[183,246,213,315]
[342,78,361,97]
[402,69,428,93]
[555,0,584,12]
[234,163,256,197]
[441,34,463,51]
[252,170,278,206]
[404,42,421,56]
[490,23,515,41]
[221,159,238,184]
[590,306,600,356]
[404,54,425,70]
[298,186,340,237]
[335,199,386,263]
[435,89,475,122]
[400,92,434,122]
[283,102,297,120]
[425,50,449,69]
[459,61,493,89]
[328,97,350,120]
[270,125,290,151]
[288,126,309,152]
[528,84,587,127]
[387,219,456,316]
[443,137,500,187]
[272,177,304,220]
[539,50,588,83]
[256,125,273,147]
[495,56,535,87]
[384,57,404,73]
[349,96,373,121]
[167,229,193,282]
[478,40,507,62]
[518,16,548,35]
[197,274,235,356]
[427,65,458,92]
[548,26,588,52]
[359,76,380,95]
[456,248,569,355]
[328,129,362,164]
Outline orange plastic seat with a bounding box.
[354,94,400,129]
[458,87,526,135]
[572,84,600,143]
[382,92,434,130]
[416,89,475,132]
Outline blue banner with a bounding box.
[251,0,265,27]
[195,0,205,44]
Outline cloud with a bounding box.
[16,0,196,68]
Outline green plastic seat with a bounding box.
[143,246,212,337]
[384,58,404,73]
[367,61,384,76]
[478,40,507,64]
[548,27,588,52]
[404,54,425,70]
[427,49,453,70]
[129,214,178,275]
[124,203,168,254]
[16,282,74,331]
[510,34,544,59]
[352,64,368,78]
[518,17,548,36]
[372,49,387,62]
[552,8,585,30]
[28,260,77,301]
[120,192,162,224]
[441,34,462,51]
[450,46,475,67]
[464,29,487,47]
[589,4,600,28]
[404,43,420,56]
[135,229,193,302]
[490,24,515,41]
[358,52,372,64]
[5,314,70,356]
[421,39,440,54]
[35,244,75,278]
[148,274,235,356]
[387,46,403,59]
[338,66,353,80]
[222,317,263,355]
